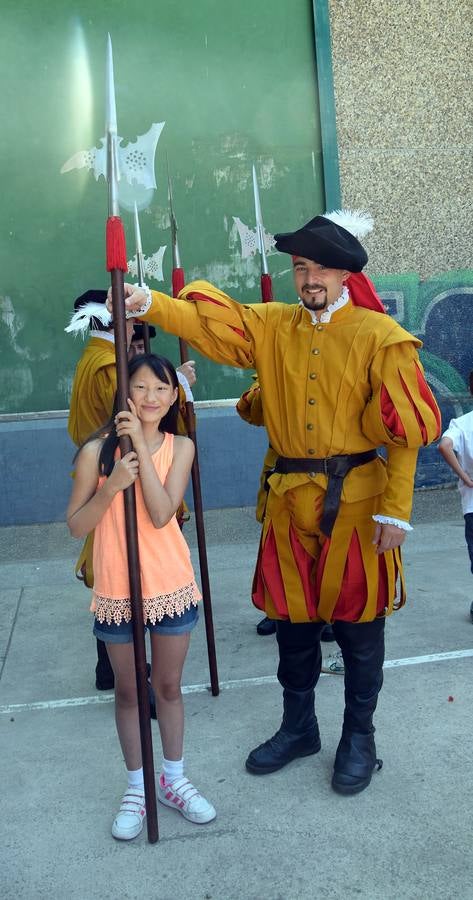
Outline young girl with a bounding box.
[67,354,216,840]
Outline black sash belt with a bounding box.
[273,450,378,538]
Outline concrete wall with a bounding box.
[0,398,463,528]
[0,408,267,527]
[329,0,473,280]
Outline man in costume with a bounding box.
[67,290,195,690]
[114,211,441,794]
[236,377,343,669]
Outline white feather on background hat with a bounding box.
[64,302,112,336]
[322,209,374,240]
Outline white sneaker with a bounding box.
[111,789,146,840]
[322,650,345,675]
[158,774,216,824]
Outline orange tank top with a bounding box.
[92,432,201,625]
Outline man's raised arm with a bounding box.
[110,280,266,370]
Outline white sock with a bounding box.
[127,767,144,791]
[162,757,184,785]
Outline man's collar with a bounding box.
[299,286,349,324]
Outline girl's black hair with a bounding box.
[76,354,180,477]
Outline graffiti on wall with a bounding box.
[373,269,473,488]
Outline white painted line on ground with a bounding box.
[1,648,472,715]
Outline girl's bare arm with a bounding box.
[67,441,139,538]
[137,436,195,529]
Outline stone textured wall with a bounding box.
[329,1,473,278]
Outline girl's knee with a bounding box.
[114,679,138,707]
[154,680,182,703]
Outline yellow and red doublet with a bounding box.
[142,281,441,624]
[68,337,117,447]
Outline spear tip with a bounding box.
[105,34,117,134]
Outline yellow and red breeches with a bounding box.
[252,480,405,625]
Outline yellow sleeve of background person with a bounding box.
[68,338,117,587]
[67,338,117,447]
[176,385,189,436]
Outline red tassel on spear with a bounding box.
[167,164,219,697]
[252,165,273,303]
[105,35,159,844]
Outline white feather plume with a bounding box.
[64,302,112,336]
[323,209,374,239]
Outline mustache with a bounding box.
[302,284,326,292]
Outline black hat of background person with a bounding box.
[132,323,156,341]
[73,289,108,311]
[274,215,368,272]
[72,289,110,331]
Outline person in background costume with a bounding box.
[438,371,473,624]
[129,323,197,396]
[66,291,195,690]
[112,210,441,795]
[67,353,216,840]
[128,322,157,359]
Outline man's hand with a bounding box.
[106,283,148,315]
[177,361,196,387]
[372,522,406,555]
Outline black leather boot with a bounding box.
[331,619,385,795]
[245,687,321,774]
[95,638,115,690]
[256,616,277,636]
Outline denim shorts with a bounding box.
[93,603,199,644]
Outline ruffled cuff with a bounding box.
[372,514,413,532]
[177,371,194,403]
[125,284,152,319]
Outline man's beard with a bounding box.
[301,285,327,310]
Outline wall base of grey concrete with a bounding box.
[0,404,457,527]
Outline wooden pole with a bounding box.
[109,268,159,843]
[178,334,219,696]
[168,170,219,696]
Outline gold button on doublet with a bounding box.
[316,324,323,332]
[307,423,314,431]
[311,348,320,355]
[309,373,317,380]
[308,398,315,405]
[308,448,315,455]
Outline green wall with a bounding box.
[0,0,324,412]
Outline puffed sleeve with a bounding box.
[93,364,117,423]
[362,341,441,448]
[362,340,441,522]
[236,376,265,427]
[142,280,267,370]
[176,384,189,437]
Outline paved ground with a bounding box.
[1,488,472,900]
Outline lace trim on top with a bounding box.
[92,581,200,626]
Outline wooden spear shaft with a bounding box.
[105,35,158,842]
[109,267,159,843]
[171,265,219,696]
[178,332,219,697]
